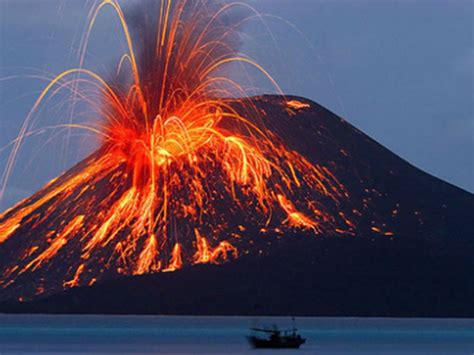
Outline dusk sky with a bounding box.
[0,0,472,211]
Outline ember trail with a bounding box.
[0,0,349,299]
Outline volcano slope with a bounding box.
[0,95,473,317]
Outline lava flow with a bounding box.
[0,0,351,300]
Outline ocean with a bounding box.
[0,315,472,354]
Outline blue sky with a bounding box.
[0,0,472,211]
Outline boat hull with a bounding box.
[247,336,305,349]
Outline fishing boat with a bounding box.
[247,325,306,349]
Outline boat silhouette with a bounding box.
[247,324,306,349]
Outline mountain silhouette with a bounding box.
[0,95,472,316]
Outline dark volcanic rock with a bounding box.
[2,237,473,317]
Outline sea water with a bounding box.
[0,315,472,354]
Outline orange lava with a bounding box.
[277,194,319,232]
[287,100,310,110]
[0,0,350,297]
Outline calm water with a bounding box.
[0,315,472,354]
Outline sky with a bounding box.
[0,0,472,211]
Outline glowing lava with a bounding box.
[0,0,353,300]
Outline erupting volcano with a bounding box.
[0,1,472,316]
[0,0,353,301]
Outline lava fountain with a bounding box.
[0,0,349,300]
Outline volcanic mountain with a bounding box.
[0,95,472,317]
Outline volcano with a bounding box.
[0,95,473,317]
[0,0,473,316]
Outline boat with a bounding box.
[247,325,306,349]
